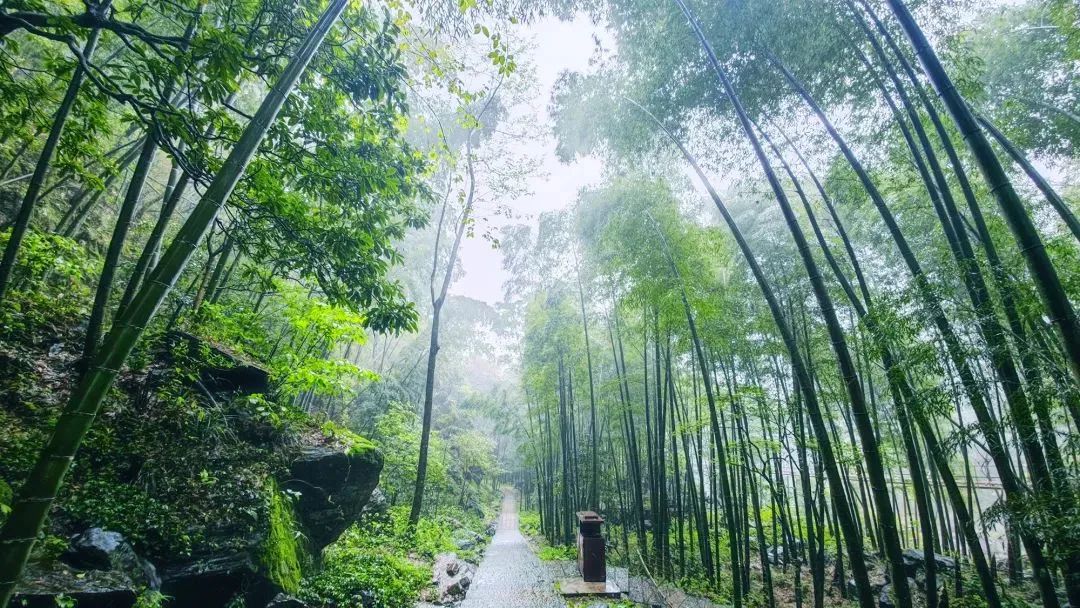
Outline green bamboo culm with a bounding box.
[0,0,349,604]
[0,20,105,304]
[624,95,874,608]
[84,9,202,363]
[886,4,1080,605]
[973,110,1080,245]
[883,0,1080,398]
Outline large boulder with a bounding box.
[878,578,918,608]
[847,571,889,597]
[155,440,382,607]
[879,582,896,608]
[452,529,483,552]
[63,528,160,589]
[901,548,956,579]
[160,552,276,608]
[14,562,142,608]
[284,443,383,552]
[265,593,310,608]
[359,487,389,522]
[14,528,159,608]
[765,542,803,566]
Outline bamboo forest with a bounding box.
[0,0,1078,606]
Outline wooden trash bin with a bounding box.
[576,511,605,582]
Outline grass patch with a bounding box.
[299,504,494,607]
[299,525,428,608]
[519,509,541,537]
[537,544,576,561]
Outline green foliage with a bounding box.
[29,534,68,566]
[0,479,10,523]
[344,504,489,563]
[372,402,447,506]
[193,282,381,405]
[518,510,541,537]
[320,420,378,457]
[0,230,97,333]
[260,483,306,594]
[299,521,428,608]
[132,590,167,608]
[962,1,1080,156]
[64,479,197,559]
[536,544,576,561]
[279,357,377,402]
[409,516,461,559]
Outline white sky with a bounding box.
[448,15,607,305]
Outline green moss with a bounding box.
[319,420,376,456]
[346,434,377,457]
[0,479,11,510]
[261,482,305,594]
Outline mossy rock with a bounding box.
[0,478,12,524]
[260,483,306,594]
[283,443,383,551]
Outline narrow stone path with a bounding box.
[460,489,566,608]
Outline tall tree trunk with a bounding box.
[576,267,600,509]
[53,142,143,237]
[83,137,158,362]
[0,23,105,302]
[672,5,910,602]
[774,49,1060,607]
[885,0,1080,407]
[411,133,483,525]
[761,120,957,607]
[0,3,348,603]
[626,88,874,607]
[884,3,1080,603]
[973,111,1080,245]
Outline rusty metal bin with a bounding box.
[576,511,606,582]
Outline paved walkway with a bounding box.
[459,490,566,608]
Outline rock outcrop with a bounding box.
[161,552,270,607]
[158,441,383,607]
[13,563,143,608]
[14,529,159,608]
[265,593,311,608]
[167,331,270,397]
[9,331,382,608]
[901,548,956,580]
[878,577,918,608]
[284,442,383,552]
[64,528,161,589]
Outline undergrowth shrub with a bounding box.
[518,510,541,537]
[299,501,496,607]
[0,229,96,334]
[299,525,427,608]
[537,544,576,561]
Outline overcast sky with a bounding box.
[448,15,608,305]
